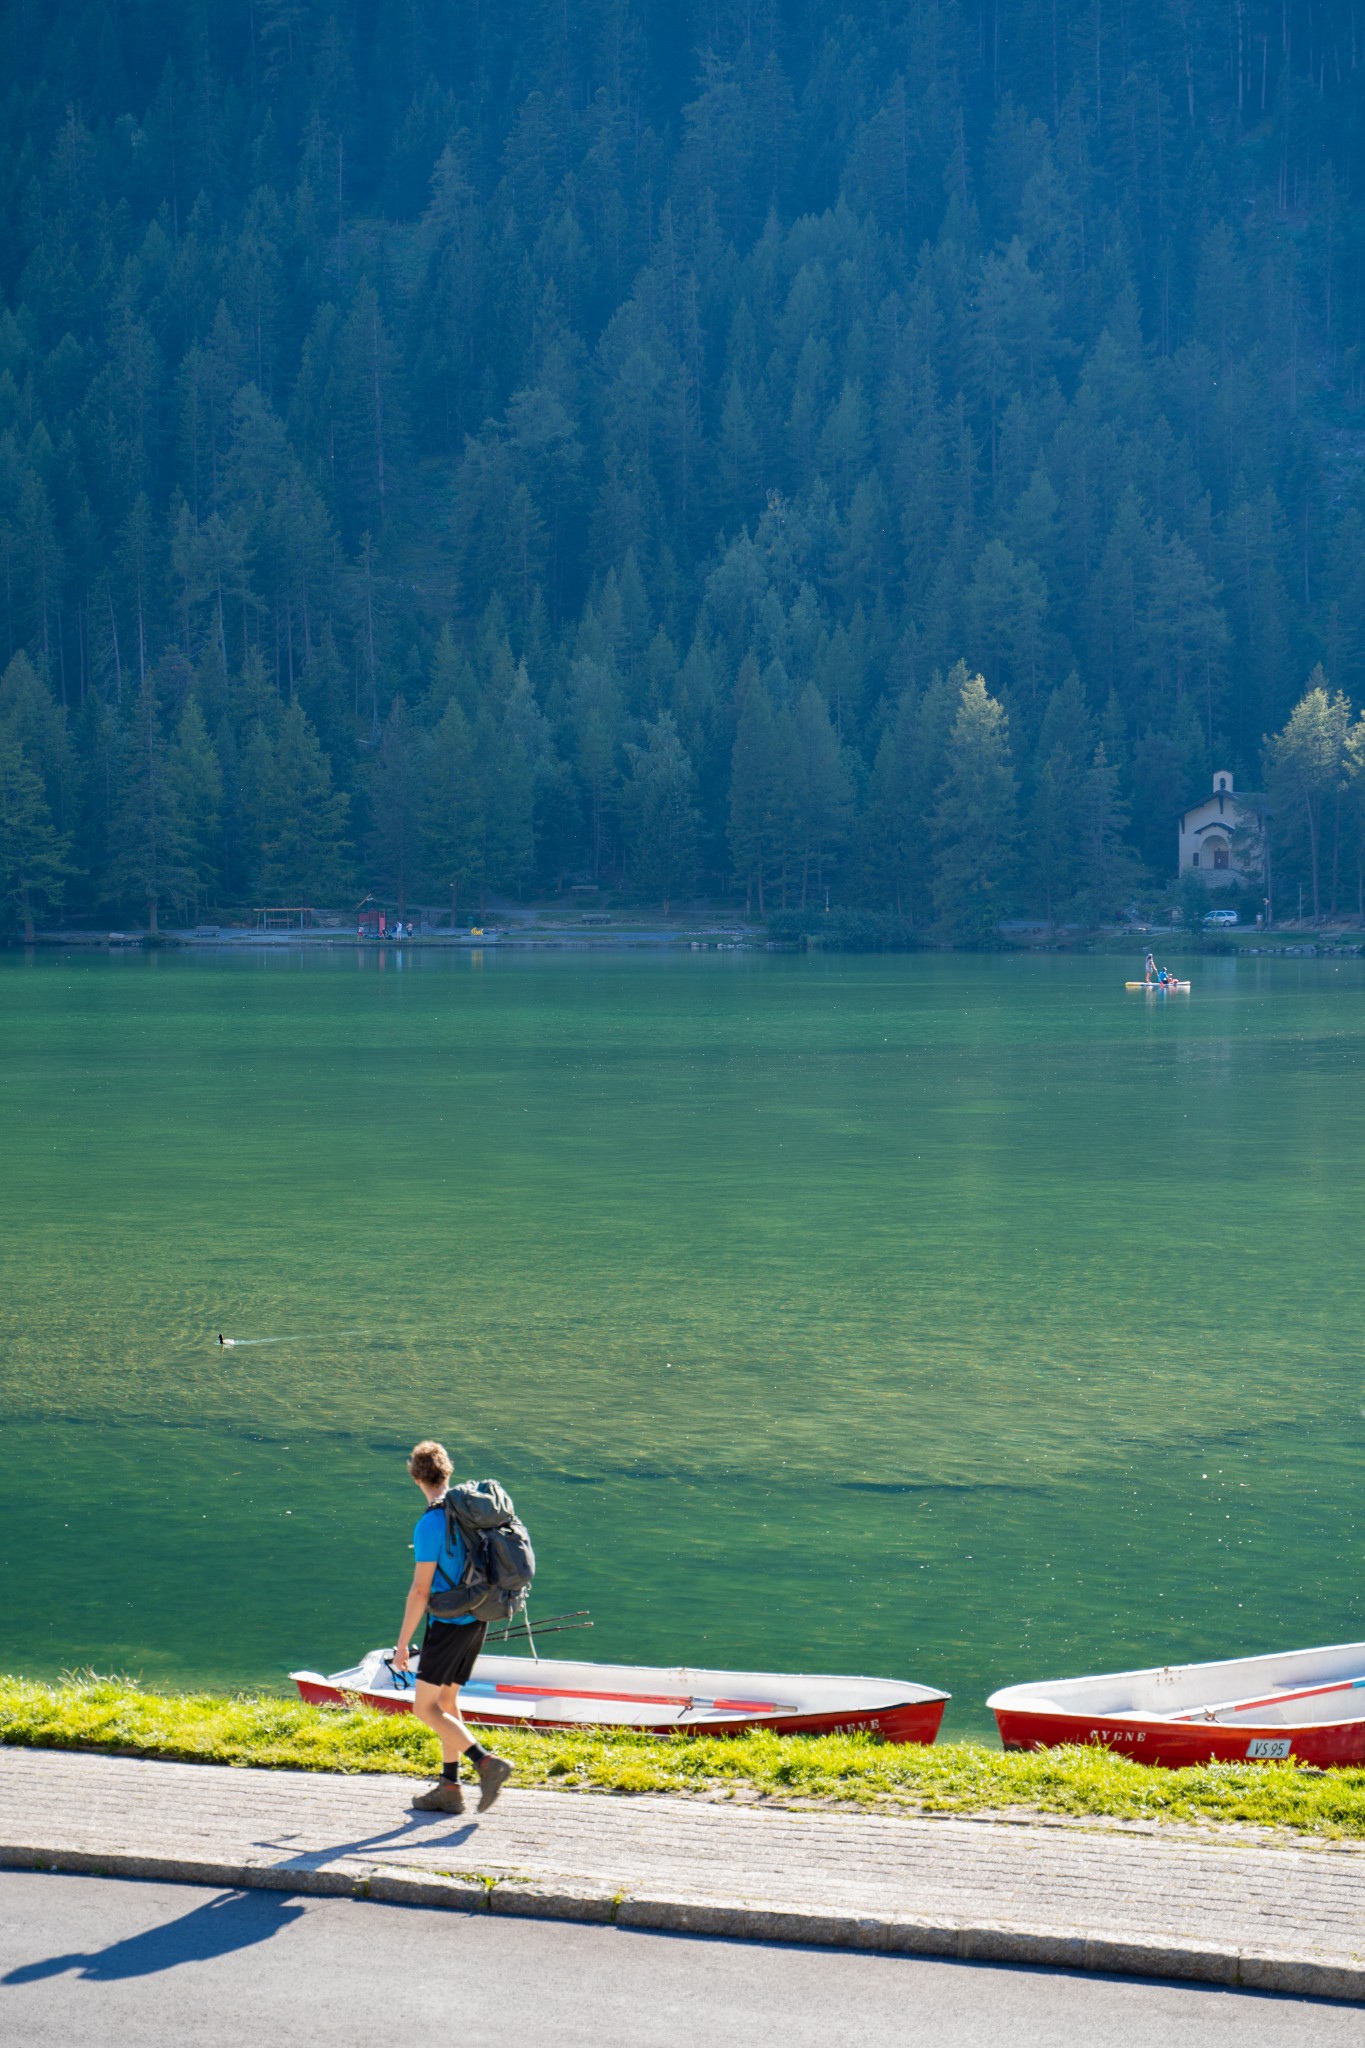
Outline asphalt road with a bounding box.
[1,1872,1360,2047]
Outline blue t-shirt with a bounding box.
[413,1501,478,1626]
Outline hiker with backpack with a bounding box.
[393,1439,525,1815]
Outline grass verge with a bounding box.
[4,1675,1365,1837]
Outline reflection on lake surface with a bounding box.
[1,947,1362,1737]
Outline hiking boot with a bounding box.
[410,1778,464,1814]
[475,1753,513,1811]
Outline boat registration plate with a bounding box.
[1247,1738,1292,1759]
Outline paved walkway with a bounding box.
[2,1749,1363,2000]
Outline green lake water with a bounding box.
[1,946,1363,1739]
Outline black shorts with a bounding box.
[416,1617,487,1690]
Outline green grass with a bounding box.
[6,1675,1365,1836]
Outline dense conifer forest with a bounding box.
[3,0,1365,936]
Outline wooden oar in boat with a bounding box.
[1171,1673,1365,1722]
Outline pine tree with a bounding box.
[423,624,476,721]
[420,695,484,922]
[267,466,336,694]
[859,690,919,918]
[475,706,535,902]
[0,650,81,841]
[571,655,621,881]
[533,756,584,894]
[1129,698,1207,875]
[1023,674,1094,921]
[365,695,420,915]
[0,725,71,939]
[728,667,783,916]
[73,690,117,903]
[332,281,403,540]
[930,668,1019,939]
[858,671,958,924]
[965,539,1049,707]
[1025,750,1074,927]
[621,712,700,913]
[1074,743,1139,925]
[232,718,277,906]
[717,374,763,518]
[105,669,192,931]
[1142,529,1229,747]
[789,682,854,907]
[165,695,223,919]
[261,701,351,903]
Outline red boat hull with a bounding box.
[294,1678,946,1745]
[994,1704,1365,1769]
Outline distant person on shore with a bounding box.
[393,1439,513,1815]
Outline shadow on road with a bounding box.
[2,1887,305,1983]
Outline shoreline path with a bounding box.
[2,1748,1362,2003]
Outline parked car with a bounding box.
[1203,908,1239,926]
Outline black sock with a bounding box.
[442,1760,461,1782]
[464,1742,488,1767]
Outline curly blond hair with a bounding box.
[407,1439,453,1486]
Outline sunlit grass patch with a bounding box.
[4,1673,1365,1837]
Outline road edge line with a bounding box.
[3,1842,1362,2001]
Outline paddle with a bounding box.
[459,1677,792,1713]
[373,1640,797,1716]
[1170,1673,1365,1722]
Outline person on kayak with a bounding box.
[393,1439,513,1816]
[1144,951,1159,986]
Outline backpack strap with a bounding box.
[423,1499,464,1594]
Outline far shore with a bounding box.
[21,918,761,951]
[17,921,1365,957]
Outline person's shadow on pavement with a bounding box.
[255,1813,480,1865]
[3,1887,305,1983]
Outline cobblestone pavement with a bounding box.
[2,1749,1362,1997]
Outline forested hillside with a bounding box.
[3,0,1365,935]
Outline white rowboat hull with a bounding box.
[292,1648,948,1743]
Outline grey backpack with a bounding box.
[426,1479,536,1623]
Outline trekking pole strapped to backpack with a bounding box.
[426,1478,536,1623]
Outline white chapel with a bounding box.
[1177,771,1264,888]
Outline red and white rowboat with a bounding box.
[292,1647,948,1743]
[989,1638,1365,1768]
